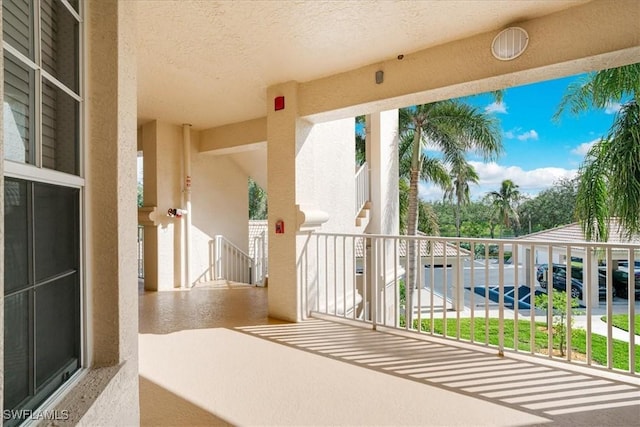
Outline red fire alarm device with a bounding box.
[275,219,285,234]
[274,96,285,111]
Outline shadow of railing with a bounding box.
[236,318,640,426]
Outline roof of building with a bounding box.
[354,232,471,258]
[517,219,640,244]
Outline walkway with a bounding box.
[139,281,640,426]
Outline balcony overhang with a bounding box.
[200,117,267,154]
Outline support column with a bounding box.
[140,120,184,291]
[82,0,139,422]
[367,110,399,236]
[366,110,399,325]
[267,82,301,321]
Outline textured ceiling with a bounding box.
[136,0,589,130]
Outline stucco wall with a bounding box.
[294,118,359,317]
[140,122,250,287]
[191,142,250,283]
[296,117,356,233]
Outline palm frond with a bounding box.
[602,100,640,239]
[554,63,640,121]
[575,142,610,241]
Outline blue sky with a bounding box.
[419,73,620,201]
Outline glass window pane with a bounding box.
[3,291,31,411]
[3,52,35,165]
[42,78,79,175]
[2,0,35,60]
[4,178,30,293]
[41,0,79,93]
[34,182,79,281]
[35,274,79,389]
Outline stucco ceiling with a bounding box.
[136,0,589,130]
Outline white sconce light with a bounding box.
[491,27,529,61]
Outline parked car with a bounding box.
[617,260,640,269]
[610,268,640,299]
[536,263,607,300]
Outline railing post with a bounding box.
[371,236,378,330]
[498,243,505,357]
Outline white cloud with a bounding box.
[485,101,507,114]
[571,139,600,156]
[505,128,539,141]
[516,129,538,141]
[418,161,577,201]
[605,101,622,114]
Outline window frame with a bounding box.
[2,0,86,421]
[3,0,83,176]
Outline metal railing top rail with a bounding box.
[307,231,640,250]
[355,161,368,177]
[355,161,370,216]
[214,235,252,260]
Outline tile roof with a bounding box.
[353,232,471,258]
[517,219,640,244]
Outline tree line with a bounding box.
[396,63,638,243]
[425,177,579,238]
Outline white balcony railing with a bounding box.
[212,235,253,284]
[300,232,639,376]
[355,162,369,216]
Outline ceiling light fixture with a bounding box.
[491,27,529,61]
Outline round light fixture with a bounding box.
[491,27,529,61]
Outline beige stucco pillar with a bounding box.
[267,82,301,321]
[140,120,185,291]
[267,81,361,321]
[366,110,399,236]
[365,111,400,324]
[73,0,139,423]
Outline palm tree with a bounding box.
[444,160,479,237]
[554,63,640,241]
[399,101,502,320]
[398,130,450,234]
[488,179,521,236]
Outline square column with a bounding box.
[366,110,400,325]
[267,82,301,321]
[140,120,185,291]
[267,83,359,321]
[366,110,399,236]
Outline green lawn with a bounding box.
[600,314,640,334]
[411,317,640,372]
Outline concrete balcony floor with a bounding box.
[139,281,640,426]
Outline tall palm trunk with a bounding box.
[455,199,461,237]
[406,127,422,325]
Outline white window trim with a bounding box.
[3,160,84,188]
[3,0,87,418]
